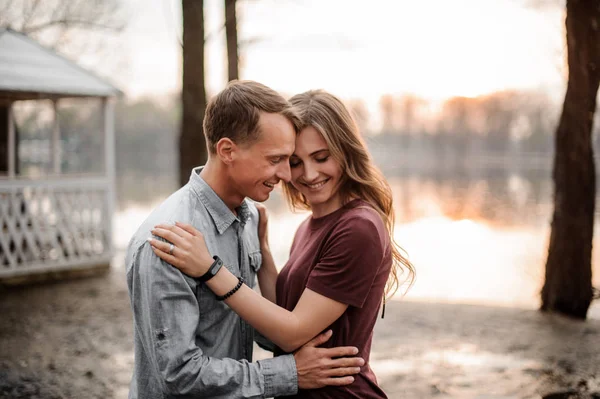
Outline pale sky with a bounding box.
[116,0,566,115]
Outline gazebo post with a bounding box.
[51,99,60,175]
[7,102,14,178]
[103,97,116,254]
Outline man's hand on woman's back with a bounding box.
[294,330,364,389]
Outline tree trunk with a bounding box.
[541,0,600,319]
[225,0,239,81]
[180,0,208,187]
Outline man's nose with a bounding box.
[276,162,292,183]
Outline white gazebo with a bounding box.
[0,29,121,281]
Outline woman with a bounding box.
[150,90,415,398]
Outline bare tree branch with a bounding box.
[0,0,128,86]
[21,0,42,28]
[22,19,124,34]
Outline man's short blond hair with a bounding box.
[203,80,301,153]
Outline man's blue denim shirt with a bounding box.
[126,167,298,398]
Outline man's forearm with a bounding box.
[130,245,297,397]
[157,351,297,398]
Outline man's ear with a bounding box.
[215,138,237,164]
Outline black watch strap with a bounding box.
[199,255,224,282]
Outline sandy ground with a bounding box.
[1,265,600,399]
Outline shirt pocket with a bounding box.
[246,249,262,289]
[248,249,262,273]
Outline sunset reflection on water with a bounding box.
[115,173,600,319]
[260,174,600,318]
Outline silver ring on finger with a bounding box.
[169,243,175,255]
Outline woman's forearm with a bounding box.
[256,247,278,303]
[148,221,342,352]
[206,267,304,352]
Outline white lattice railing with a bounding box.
[0,177,113,278]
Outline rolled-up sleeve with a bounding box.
[128,242,297,397]
[257,355,298,398]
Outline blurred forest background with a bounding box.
[11,86,583,207]
[1,0,599,315]
[2,0,583,209]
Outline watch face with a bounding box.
[212,258,223,275]
[200,256,222,282]
[206,256,223,280]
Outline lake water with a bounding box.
[113,169,600,319]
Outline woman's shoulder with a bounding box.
[328,200,388,247]
[339,199,384,227]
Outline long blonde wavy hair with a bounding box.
[283,90,415,298]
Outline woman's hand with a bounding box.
[255,203,269,251]
[149,222,214,278]
[255,203,278,302]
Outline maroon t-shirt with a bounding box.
[276,199,391,399]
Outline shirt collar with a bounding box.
[189,166,250,234]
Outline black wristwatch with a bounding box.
[198,256,224,282]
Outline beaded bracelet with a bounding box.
[216,276,245,301]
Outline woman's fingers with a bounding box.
[148,238,170,253]
[256,203,267,217]
[174,223,208,251]
[154,223,174,231]
[148,238,202,277]
[175,222,203,237]
[171,224,193,239]
[256,204,269,243]
[154,223,193,240]
[150,222,214,279]
[148,239,178,259]
[155,222,204,243]
[151,227,185,248]
[152,223,197,250]
[149,242,180,268]
[256,204,268,226]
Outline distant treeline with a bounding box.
[11,89,600,208]
[353,90,600,175]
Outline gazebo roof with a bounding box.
[0,29,121,102]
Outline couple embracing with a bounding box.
[126,80,414,398]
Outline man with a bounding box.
[126,80,363,398]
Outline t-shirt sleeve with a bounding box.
[306,212,386,308]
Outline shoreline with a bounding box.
[1,267,599,398]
